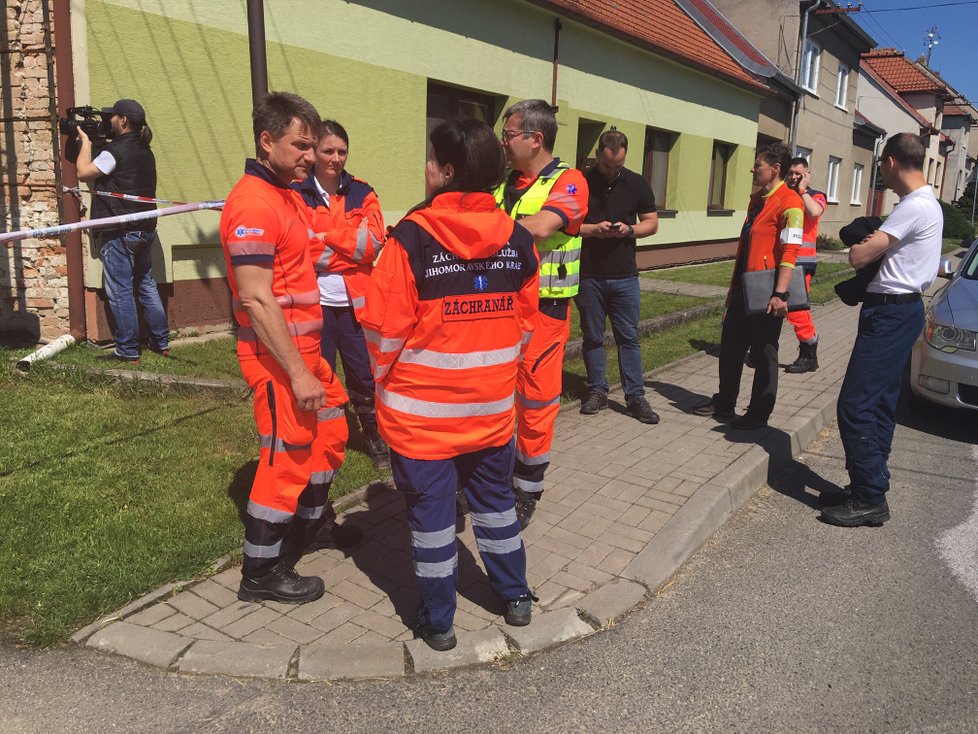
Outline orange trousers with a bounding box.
[239,355,348,576]
[514,301,571,495]
[786,271,817,344]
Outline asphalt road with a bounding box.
[3,399,976,734]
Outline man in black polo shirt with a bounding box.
[576,129,660,424]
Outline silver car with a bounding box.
[909,238,978,411]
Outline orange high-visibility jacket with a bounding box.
[291,169,385,315]
[220,160,323,362]
[360,191,540,460]
[734,180,804,276]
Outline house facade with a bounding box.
[710,0,879,238]
[5,0,776,341]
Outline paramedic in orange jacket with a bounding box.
[219,92,354,605]
[291,120,390,469]
[360,119,540,651]
[496,99,589,530]
[694,143,803,430]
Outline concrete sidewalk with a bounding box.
[76,297,864,681]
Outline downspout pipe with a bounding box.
[51,0,86,341]
[247,0,268,111]
[790,0,825,150]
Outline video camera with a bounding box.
[59,106,112,164]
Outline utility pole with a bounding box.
[923,26,940,67]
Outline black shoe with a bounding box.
[362,427,391,470]
[731,412,768,430]
[692,399,735,419]
[819,484,852,506]
[504,590,538,627]
[514,487,539,530]
[238,564,325,604]
[305,521,363,553]
[580,391,608,415]
[785,342,819,374]
[414,623,457,651]
[96,352,140,365]
[626,396,660,424]
[820,498,890,527]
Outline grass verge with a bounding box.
[642,260,851,288]
[0,358,385,645]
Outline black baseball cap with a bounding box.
[101,99,146,125]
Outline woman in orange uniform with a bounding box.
[360,119,540,651]
[292,120,390,469]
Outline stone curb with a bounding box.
[406,627,510,674]
[505,608,596,653]
[177,639,298,679]
[44,360,248,395]
[299,640,407,681]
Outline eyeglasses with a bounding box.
[501,129,538,143]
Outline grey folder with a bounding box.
[741,266,809,316]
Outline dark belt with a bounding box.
[863,292,922,305]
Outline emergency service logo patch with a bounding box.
[566,184,578,194]
[473,275,489,292]
[443,294,515,322]
[234,225,265,238]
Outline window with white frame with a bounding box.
[801,40,821,93]
[850,163,864,204]
[934,161,942,191]
[795,146,812,165]
[835,63,849,109]
[827,156,841,202]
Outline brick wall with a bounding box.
[0,0,66,341]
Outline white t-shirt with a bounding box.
[871,184,943,294]
[312,177,351,307]
[93,150,117,175]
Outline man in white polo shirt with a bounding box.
[822,133,943,527]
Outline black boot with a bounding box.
[238,562,325,604]
[785,341,818,373]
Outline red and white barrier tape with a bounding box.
[61,186,191,206]
[0,200,224,244]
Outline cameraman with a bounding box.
[75,98,168,363]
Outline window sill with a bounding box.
[850,200,862,206]
[835,103,849,113]
[706,208,735,217]
[802,87,819,97]
[657,209,678,219]
[826,198,839,205]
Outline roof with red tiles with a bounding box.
[861,49,943,94]
[859,60,938,133]
[945,105,971,117]
[532,0,769,93]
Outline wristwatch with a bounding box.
[772,290,789,300]
[626,224,635,238]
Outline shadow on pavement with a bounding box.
[225,460,257,524]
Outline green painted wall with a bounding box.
[83,0,762,287]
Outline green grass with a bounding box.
[0,358,386,645]
[569,291,714,341]
[642,260,852,289]
[50,336,243,381]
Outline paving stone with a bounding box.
[549,589,585,610]
[284,592,344,624]
[166,591,220,620]
[199,601,256,631]
[317,621,366,646]
[152,611,195,633]
[242,628,299,646]
[299,640,405,680]
[505,608,593,653]
[177,639,297,679]
[577,578,648,627]
[178,622,232,642]
[124,602,177,627]
[406,627,509,673]
[220,606,282,639]
[267,615,325,644]
[209,567,241,590]
[87,622,191,668]
[331,579,383,608]
[309,602,361,633]
[190,580,240,609]
[351,609,408,639]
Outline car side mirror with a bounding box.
[937,258,954,279]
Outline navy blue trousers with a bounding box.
[837,300,924,504]
[391,440,528,633]
[321,305,377,432]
